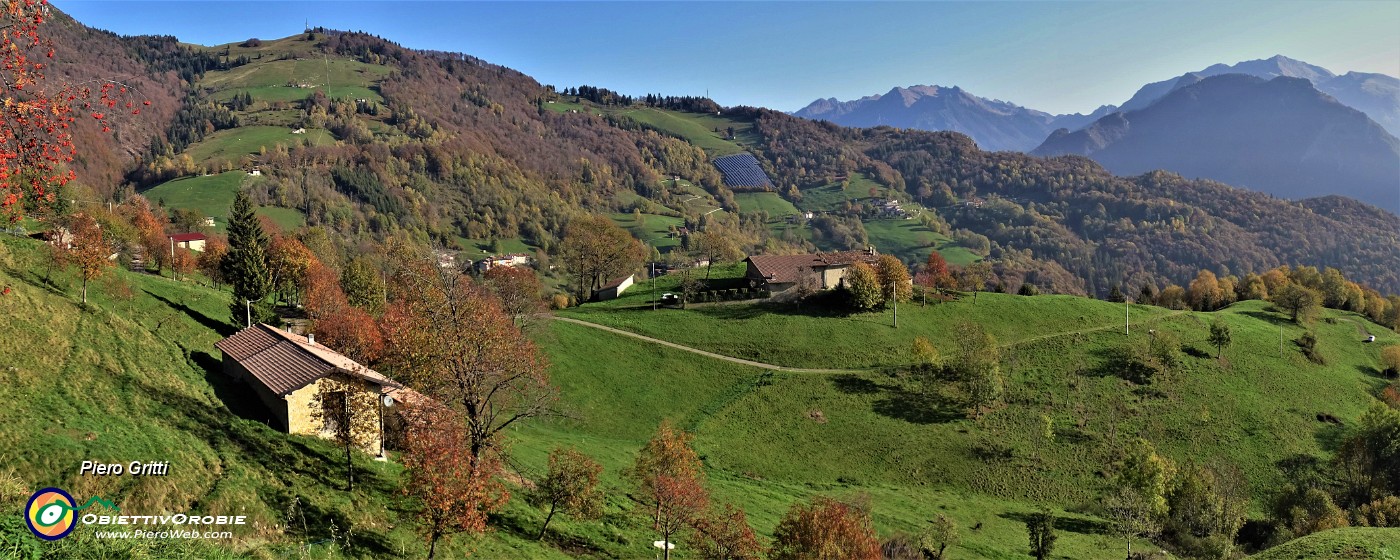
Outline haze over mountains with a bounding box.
[795,56,1400,214]
[792,85,1116,152]
[1034,74,1400,214]
[1117,55,1400,136]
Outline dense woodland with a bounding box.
[730,108,1400,295]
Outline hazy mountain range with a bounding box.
[794,56,1400,213]
[792,85,1116,152]
[1033,73,1400,214]
[1118,55,1400,136]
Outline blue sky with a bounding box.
[58,1,1400,115]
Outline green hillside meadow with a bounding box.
[5,230,1398,558]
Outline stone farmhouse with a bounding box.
[215,324,424,456]
[743,248,881,295]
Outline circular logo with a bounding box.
[25,487,77,541]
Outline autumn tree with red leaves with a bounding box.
[64,211,110,304]
[127,197,167,274]
[527,447,604,540]
[170,246,196,281]
[378,244,555,460]
[654,474,709,560]
[771,496,882,560]
[196,235,227,288]
[0,0,141,223]
[691,503,764,560]
[400,405,508,560]
[630,420,710,560]
[305,262,383,364]
[916,252,955,305]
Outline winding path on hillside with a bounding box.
[998,310,1190,349]
[549,316,865,373]
[552,310,1190,373]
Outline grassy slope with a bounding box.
[183,126,335,166]
[140,172,307,233]
[199,48,391,104]
[5,232,1395,558]
[796,173,893,212]
[562,286,1398,512]
[546,101,759,157]
[1249,527,1400,559]
[734,192,799,217]
[515,321,1163,560]
[862,219,980,266]
[609,212,684,254]
[0,235,1156,559]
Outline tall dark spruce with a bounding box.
[222,191,274,326]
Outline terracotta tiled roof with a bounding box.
[598,274,632,290]
[216,324,413,397]
[745,251,878,285]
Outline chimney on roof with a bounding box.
[307,332,315,345]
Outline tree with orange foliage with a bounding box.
[378,245,554,460]
[691,503,764,560]
[64,212,111,304]
[1187,270,1224,311]
[400,405,508,560]
[630,420,709,559]
[925,251,952,288]
[314,305,384,364]
[304,262,383,364]
[915,251,954,306]
[196,235,228,288]
[771,496,881,560]
[654,474,709,560]
[170,246,196,281]
[127,198,167,275]
[0,0,139,222]
[528,447,604,540]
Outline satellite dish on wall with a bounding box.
[381,394,395,407]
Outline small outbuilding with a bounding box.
[168,232,208,252]
[594,274,634,301]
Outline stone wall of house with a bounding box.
[285,372,385,455]
[821,265,848,289]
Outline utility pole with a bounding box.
[245,296,265,328]
[1125,297,1131,334]
[651,262,657,311]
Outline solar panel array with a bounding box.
[713,153,773,188]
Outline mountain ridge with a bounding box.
[1119,54,1400,136]
[792,84,1116,152]
[1032,73,1400,214]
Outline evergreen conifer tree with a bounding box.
[223,191,275,326]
